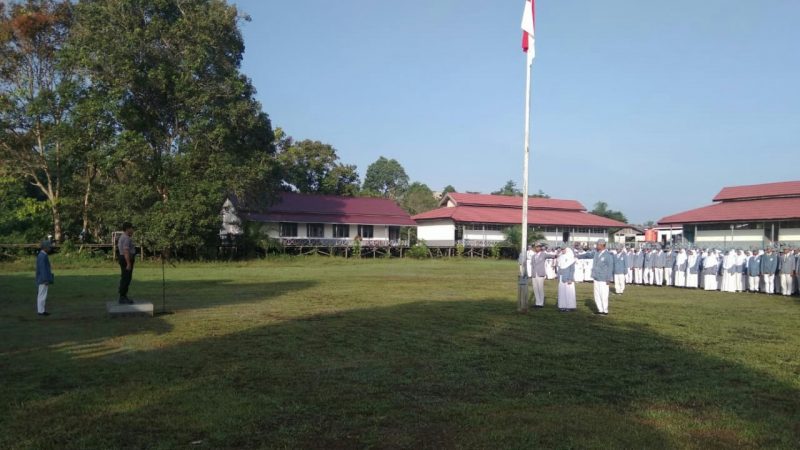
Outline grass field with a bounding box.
[1,257,799,449]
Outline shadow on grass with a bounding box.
[2,298,798,449]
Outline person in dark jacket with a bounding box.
[35,240,55,316]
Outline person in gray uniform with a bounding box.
[747,250,762,292]
[529,243,557,308]
[633,248,645,284]
[577,239,615,315]
[760,247,778,294]
[664,248,676,286]
[778,248,795,296]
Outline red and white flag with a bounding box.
[521,0,535,65]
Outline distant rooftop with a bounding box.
[660,180,800,225]
[240,192,415,226]
[712,180,800,202]
[442,192,585,211]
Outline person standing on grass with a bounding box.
[686,249,700,288]
[760,247,778,294]
[633,247,645,284]
[778,247,795,296]
[674,248,687,287]
[654,247,666,286]
[664,248,676,286]
[529,243,557,308]
[747,250,761,292]
[118,222,136,304]
[793,248,800,295]
[624,247,634,284]
[35,240,55,316]
[612,246,628,295]
[703,250,720,291]
[643,248,656,286]
[577,239,614,315]
[556,247,577,311]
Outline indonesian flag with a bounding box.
[521,0,535,65]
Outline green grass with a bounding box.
[1,257,799,449]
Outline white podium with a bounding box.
[106,301,154,317]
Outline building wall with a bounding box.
[694,229,766,248]
[260,222,393,240]
[417,220,456,246]
[778,228,800,243]
[463,229,505,242]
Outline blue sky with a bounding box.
[232,0,799,224]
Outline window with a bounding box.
[389,226,401,241]
[333,224,350,238]
[357,225,374,238]
[279,222,297,237]
[306,223,324,238]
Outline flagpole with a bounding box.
[518,58,532,313]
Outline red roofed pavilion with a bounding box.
[658,180,800,248]
[221,192,414,251]
[412,193,628,248]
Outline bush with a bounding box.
[406,241,430,259]
[490,243,502,260]
[455,242,465,258]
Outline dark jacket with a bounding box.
[35,251,54,286]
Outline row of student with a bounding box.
[522,242,800,315]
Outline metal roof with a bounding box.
[713,180,800,202]
[413,205,628,228]
[659,197,800,225]
[242,192,415,226]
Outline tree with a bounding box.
[503,225,545,255]
[278,139,360,196]
[492,180,521,196]
[65,0,278,253]
[0,0,75,242]
[592,201,628,223]
[362,156,409,200]
[532,189,550,198]
[442,185,456,195]
[401,182,438,216]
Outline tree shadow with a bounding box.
[2,298,798,449]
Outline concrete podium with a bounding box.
[106,301,154,317]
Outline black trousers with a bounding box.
[118,256,134,297]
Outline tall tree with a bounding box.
[442,185,456,195]
[0,0,74,241]
[592,201,628,223]
[278,139,360,196]
[401,182,438,216]
[362,156,409,200]
[492,180,521,196]
[65,0,278,252]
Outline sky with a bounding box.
[232,0,800,224]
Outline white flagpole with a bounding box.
[518,57,532,313]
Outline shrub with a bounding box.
[455,242,465,258]
[407,241,430,259]
[490,243,502,260]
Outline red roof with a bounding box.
[659,197,800,225]
[413,206,628,228]
[242,192,415,226]
[444,192,585,211]
[713,180,800,202]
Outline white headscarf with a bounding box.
[676,249,687,266]
[723,250,736,269]
[704,251,719,268]
[558,247,576,270]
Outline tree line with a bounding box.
[0,1,629,256]
[0,0,451,254]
